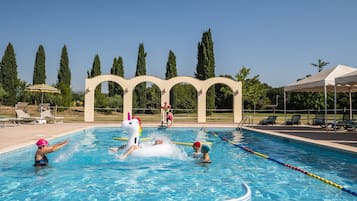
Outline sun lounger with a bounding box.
[312,112,326,127]
[259,115,277,125]
[334,113,353,129]
[15,109,45,124]
[285,114,301,125]
[41,109,64,124]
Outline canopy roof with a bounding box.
[335,70,357,91]
[284,64,357,92]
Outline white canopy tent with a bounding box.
[284,64,357,122]
[335,70,357,120]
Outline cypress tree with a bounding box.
[89,54,102,96]
[133,43,147,112]
[195,29,216,114]
[0,43,18,105]
[33,45,46,84]
[165,50,177,108]
[109,56,124,97]
[108,57,117,97]
[57,45,72,107]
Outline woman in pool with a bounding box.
[192,141,202,158]
[200,144,211,163]
[34,138,69,167]
[192,141,211,163]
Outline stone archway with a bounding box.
[84,75,242,123]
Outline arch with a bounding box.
[85,75,242,123]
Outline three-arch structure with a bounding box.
[84,75,242,123]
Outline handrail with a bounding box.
[236,116,250,130]
[226,183,251,201]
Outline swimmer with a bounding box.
[34,138,69,167]
[117,139,164,160]
[201,144,211,163]
[192,141,202,158]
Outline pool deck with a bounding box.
[0,122,356,154]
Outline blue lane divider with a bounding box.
[205,129,357,197]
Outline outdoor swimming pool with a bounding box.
[1,127,356,200]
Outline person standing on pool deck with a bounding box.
[34,138,69,167]
[167,110,174,128]
[160,101,171,125]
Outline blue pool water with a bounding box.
[1,127,356,200]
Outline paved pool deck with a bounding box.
[0,122,356,154]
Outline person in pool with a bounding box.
[192,141,202,158]
[200,144,211,163]
[192,141,211,163]
[34,138,69,167]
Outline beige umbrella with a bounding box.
[26,84,60,104]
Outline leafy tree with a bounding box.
[195,29,215,114]
[33,45,46,84]
[215,75,234,110]
[236,66,268,110]
[146,84,160,114]
[133,43,147,113]
[57,45,72,107]
[109,56,124,97]
[165,50,177,108]
[174,84,197,113]
[311,59,329,72]
[0,43,19,105]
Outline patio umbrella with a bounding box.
[26,84,60,104]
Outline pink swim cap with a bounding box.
[36,138,48,147]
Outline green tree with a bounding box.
[0,43,19,105]
[195,29,216,114]
[165,50,178,108]
[33,45,46,84]
[311,59,330,72]
[88,54,102,94]
[109,56,124,97]
[133,43,147,112]
[0,84,7,104]
[236,66,268,111]
[57,45,72,107]
[215,75,234,110]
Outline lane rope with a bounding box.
[205,129,357,197]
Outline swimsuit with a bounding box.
[34,155,48,166]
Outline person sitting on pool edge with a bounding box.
[34,138,69,167]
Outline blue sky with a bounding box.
[1,0,357,92]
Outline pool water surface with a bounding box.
[0,127,356,200]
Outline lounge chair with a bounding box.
[259,115,277,125]
[41,109,64,124]
[0,117,22,127]
[15,109,45,124]
[334,113,353,129]
[312,112,326,127]
[285,114,301,125]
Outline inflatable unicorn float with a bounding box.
[113,113,183,160]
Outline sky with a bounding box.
[1,0,357,92]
